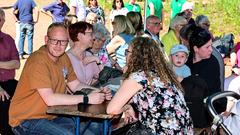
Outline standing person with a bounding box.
[12,0,39,59]
[107,37,194,134]
[69,0,86,21]
[125,0,141,13]
[179,1,195,25]
[170,0,186,19]
[41,0,69,23]
[146,0,164,26]
[86,0,105,24]
[0,8,20,135]
[109,0,128,22]
[9,23,112,135]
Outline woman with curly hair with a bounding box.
[107,37,193,134]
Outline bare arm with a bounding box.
[107,79,142,114]
[106,35,125,54]
[12,8,19,22]
[70,6,77,16]
[37,88,84,106]
[67,79,100,93]
[33,7,39,23]
[40,8,53,19]
[37,80,107,106]
[0,60,20,69]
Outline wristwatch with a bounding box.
[97,61,102,65]
[83,94,89,104]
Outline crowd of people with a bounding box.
[0,0,239,134]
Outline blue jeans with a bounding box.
[19,23,34,56]
[12,117,76,135]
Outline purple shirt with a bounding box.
[13,0,37,23]
[0,32,20,81]
[42,2,69,23]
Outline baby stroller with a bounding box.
[205,91,240,135]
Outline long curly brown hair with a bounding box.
[124,37,182,90]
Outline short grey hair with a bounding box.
[170,15,187,30]
[93,23,110,39]
[195,15,209,26]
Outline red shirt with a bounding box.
[0,31,19,81]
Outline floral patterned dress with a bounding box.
[130,71,194,135]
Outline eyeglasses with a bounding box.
[95,38,106,43]
[149,22,161,26]
[48,37,69,46]
[86,19,97,23]
[125,49,132,56]
[85,31,93,37]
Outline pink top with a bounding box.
[235,42,240,67]
[67,50,100,85]
[0,31,19,81]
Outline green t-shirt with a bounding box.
[125,3,141,13]
[170,0,186,19]
[146,0,163,20]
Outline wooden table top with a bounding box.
[47,101,119,119]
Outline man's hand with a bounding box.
[0,87,10,101]
[88,92,105,104]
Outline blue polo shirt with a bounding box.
[42,2,69,23]
[13,0,37,23]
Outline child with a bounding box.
[170,44,191,82]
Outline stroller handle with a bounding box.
[205,91,240,135]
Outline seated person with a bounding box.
[0,8,20,135]
[170,44,191,82]
[67,21,103,85]
[86,12,98,24]
[107,37,193,134]
[106,15,135,70]
[9,23,112,135]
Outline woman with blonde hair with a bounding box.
[107,37,193,134]
[107,15,135,70]
[126,11,143,36]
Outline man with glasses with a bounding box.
[9,23,112,135]
[144,15,162,45]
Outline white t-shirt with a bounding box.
[69,0,86,21]
[109,7,128,22]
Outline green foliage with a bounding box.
[194,0,240,41]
